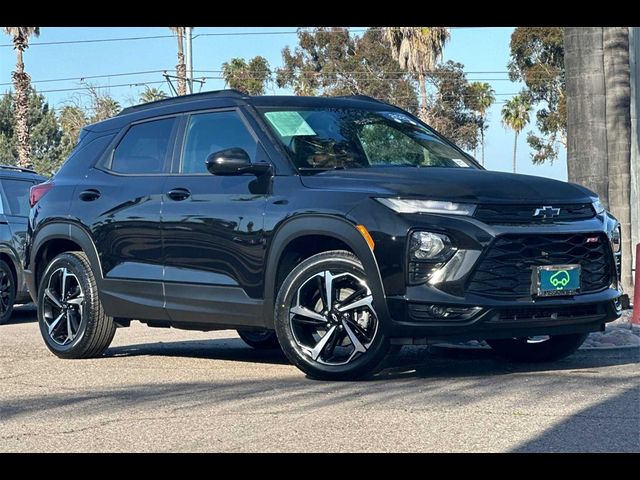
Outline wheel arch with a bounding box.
[31,221,103,296]
[262,215,389,329]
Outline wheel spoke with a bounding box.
[337,287,367,308]
[66,295,85,306]
[324,271,333,309]
[60,268,69,298]
[343,316,370,340]
[65,312,74,343]
[337,294,373,313]
[342,319,367,353]
[47,313,64,335]
[290,305,327,324]
[44,288,63,308]
[309,325,337,360]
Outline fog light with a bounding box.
[409,304,482,321]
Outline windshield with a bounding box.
[258,107,478,173]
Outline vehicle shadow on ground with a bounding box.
[104,336,639,379]
[2,304,37,325]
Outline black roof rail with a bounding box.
[118,89,249,117]
[330,94,389,105]
[0,164,39,174]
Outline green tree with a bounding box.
[384,27,450,121]
[276,28,418,113]
[0,88,63,176]
[501,93,532,173]
[58,104,87,159]
[169,27,187,95]
[466,81,495,165]
[426,61,479,151]
[222,57,272,95]
[139,87,168,103]
[2,27,40,168]
[508,27,565,164]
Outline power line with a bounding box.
[0,69,170,87]
[0,27,478,48]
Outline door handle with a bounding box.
[167,188,191,201]
[79,189,101,201]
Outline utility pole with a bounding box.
[185,27,193,94]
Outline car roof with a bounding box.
[0,165,46,181]
[85,90,402,133]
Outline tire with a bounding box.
[274,250,389,380]
[237,329,281,349]
[0,259,16,325]
[487,333,588,363]
[37,251,116,359]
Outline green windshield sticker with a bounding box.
[265,111,317,137]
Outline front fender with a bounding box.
[262,214,390,329]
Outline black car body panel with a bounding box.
[25,91,622,343]
[0,166,46,303]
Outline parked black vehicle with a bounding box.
[25,90,624,379]
[0,165,46,324]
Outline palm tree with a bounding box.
[139,87,168,103]
[501,94,531,173]
[2,27,40,168]
[384,27,450,122]
[467,82,495,166]
[169,27,187,95]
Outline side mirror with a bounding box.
[205,148,272,176]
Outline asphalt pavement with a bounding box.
[1,305,638,452]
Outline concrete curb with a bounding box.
[431,342,640,352]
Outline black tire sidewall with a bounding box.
[0,260,16,324]
[37,253,105,357]
[274,251,389,380]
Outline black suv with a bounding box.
[25,90,623,379]
[0,165,45,324]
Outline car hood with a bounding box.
[299,167,596,204]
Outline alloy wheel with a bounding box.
[0,268,12,317]
[289,270,379,366]
[42,267,85,346]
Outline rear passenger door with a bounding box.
[76,116,178,321]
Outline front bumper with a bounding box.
[385,288,622,344]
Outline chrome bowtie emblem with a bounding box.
[533,206,561,218]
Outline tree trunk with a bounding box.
[481,124,485,166]
[565,28,609,202]
[512,131,518,173]
[603,27,633,297]
[418,72,428,122]
[176,32,186,96]
[12,47,31,168]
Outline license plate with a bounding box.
[534,265,581,297]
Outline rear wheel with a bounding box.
[487,333,588,363]
[237,329,280,349]
[37,252,116,359]
[0,260,16,325]
[274,250,388,380]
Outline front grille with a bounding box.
[474,204,595,224]
[467,233,613,298]
[493,304,601,322]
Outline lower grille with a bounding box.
[494,304,601,322]
[467,233,613,298]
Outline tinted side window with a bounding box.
[0,179,37,217]
[181,111,257,174]
[110,118,175,174]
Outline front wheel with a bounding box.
[274,250,389,380]
[487,333,588,363]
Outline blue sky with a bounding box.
[0,27,567,180]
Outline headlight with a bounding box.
[376,198,477,216]
[610,224,621,253]
[409,232,456,261]
[592,199,606,214]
